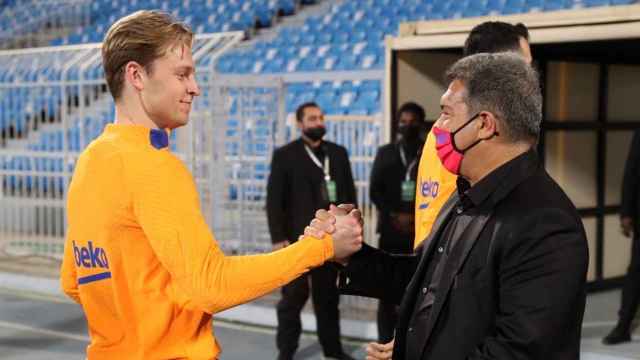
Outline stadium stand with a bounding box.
[1,0,638,194]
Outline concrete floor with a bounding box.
[0,289,638,359]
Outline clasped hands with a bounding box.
[302,204,364,263]
[303,204,395,359]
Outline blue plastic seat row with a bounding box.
[47,0,317,46]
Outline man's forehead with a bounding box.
[164,43,194,62]
[399,111,415,119]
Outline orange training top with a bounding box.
[60,123,333,359]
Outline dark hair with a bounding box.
[445,53,542,143]
[295,102,320,122]
[397,102,426,123]
[464,21,529,57]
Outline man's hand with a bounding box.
[365,339,394,360]
[621,216,634,238]
[304,204,364,262]
[272,240,290,251]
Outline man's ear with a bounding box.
[123,61,145,92]
[477,111,498,140]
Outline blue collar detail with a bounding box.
[149,129,169,149]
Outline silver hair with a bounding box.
[445,52,542,143]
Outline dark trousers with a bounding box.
[276,263,343,358]
[619,235,640,330]
[377,300,397,343]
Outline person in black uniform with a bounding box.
[603,129,640,345]
[266,102,357,360]
[369,102,426,342]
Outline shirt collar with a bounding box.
[104,124,170,150]
[149,128,169,149]
[457,149,536,209]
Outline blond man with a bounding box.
[60,11,362,359]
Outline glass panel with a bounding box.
[608,64,640,122]
[606,131,634,206]
[545,131,597,208]
[582,217,597,282]
[604,215,632,278]
[545,62,599,122]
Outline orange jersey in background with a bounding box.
[414,130,457,247]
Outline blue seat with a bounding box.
[358,53,381,69]
[582,0,609,6]
[295,90,317,105]
[337,90,358,110]
[503,0,526,13]
[348,103,371,116]
[543,0,572,11]
[358,88,380,102]
[262,58,286,73]
[335,54,359,70]
[525,0,545,10]
[316,90,337,110]
[279,0,297,15]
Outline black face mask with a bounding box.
[397,124,420,143]
[303,126,326,142]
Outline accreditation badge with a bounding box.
[326,180,337,203]
[401,180,416,202]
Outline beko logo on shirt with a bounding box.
[421,179,439,199]
[73,241,109,269]
[418,178,440,210]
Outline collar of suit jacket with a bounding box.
[457,149,539,209]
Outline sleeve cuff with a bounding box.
[295,233,334,265]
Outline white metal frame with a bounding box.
[0,32,244,259]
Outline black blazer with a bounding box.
[622,130,640,228]
[266,138,357,245]
[370,143,419,253]
[338,151,588,360]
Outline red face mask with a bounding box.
[433,113,496,175]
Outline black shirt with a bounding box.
[406,156,521,349]
[309,142,326,164]
[369,140,423,254]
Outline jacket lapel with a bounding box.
[409,192,459,294]
[416,207,493,358]
[393,193,458,360]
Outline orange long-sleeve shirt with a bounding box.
[60,124,333,359]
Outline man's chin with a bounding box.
[167,117,190,130]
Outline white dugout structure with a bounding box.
[386,4,640,292]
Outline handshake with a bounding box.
[304,204,364,263]
[305,205,395,360]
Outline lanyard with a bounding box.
[305,145,331,181]
[399,144,417,181]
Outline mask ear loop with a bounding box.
[451,113,500,154]
[451,113,480,153]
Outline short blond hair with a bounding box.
[102,10,193,100]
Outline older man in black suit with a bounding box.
[307,53,589,360]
